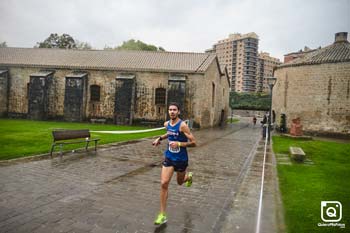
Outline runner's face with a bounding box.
[168,105,179,120]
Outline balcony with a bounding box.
[244,78,255,82]
[245,53,258,58]
[244,48,258,53]
[244,67,257,73]
[244,58,258,63]
[244,78,256,82]
[244,63,257,68]
[244,45,258,50]
[245,39,258,44]
[243,84,256,89]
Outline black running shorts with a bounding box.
[162,158,188,172]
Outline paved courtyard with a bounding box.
[0,120,281,233]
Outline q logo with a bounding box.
[321,201,342,222]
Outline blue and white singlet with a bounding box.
[164,120,188,161]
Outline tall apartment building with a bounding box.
[256,52,281,93]
[209,32,259,92]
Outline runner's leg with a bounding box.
[160,165,174,213]
[176,171,188,185]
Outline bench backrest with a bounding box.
[52,129,90,141]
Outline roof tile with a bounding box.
[279,41,350,68]
[0,47,216,73]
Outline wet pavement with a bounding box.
[0,120,282,233]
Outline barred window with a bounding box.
[90,85,100,101]
[155,88,166,105]
[212,82,215,107]
[27,83,30,99]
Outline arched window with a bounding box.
[90,85,100,101]
[155,88,166,105]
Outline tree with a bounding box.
[106,39,165,51]
[229,91,270,110]
[76,40,92,50]
[36,33,77,49]
[0,42,7,47]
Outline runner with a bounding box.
[152,102,197,225]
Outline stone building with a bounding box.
[273,32,350,137]
[0,48,230,128]
[207,32,259,92]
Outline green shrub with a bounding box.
[229,91,270,110]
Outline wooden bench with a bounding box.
[289,146,306,162]
[140,121,159,126]
[90,118,107,124]
[50,129,100,157]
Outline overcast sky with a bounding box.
[0,0,349,60]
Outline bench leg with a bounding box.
[85,141,90,151]
[50,144,55,158]
[94,141,97,151]
[59,144,63,157]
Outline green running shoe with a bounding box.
[185,172,193,187]
[154,212,167,225]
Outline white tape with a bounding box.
[255,125,269,233]
[91,127,165,134]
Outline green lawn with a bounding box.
[273,136,350,233]
[227,118,240,123]
[0,119,164,160]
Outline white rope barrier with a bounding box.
[255,125,269,233]
[91,127,165,134]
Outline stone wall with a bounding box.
[0,71,8,116]
[133,72,168,121]
[3,64,230,127]
[273,62,350,137]
[202,61,230,127]
[8,67,35,117]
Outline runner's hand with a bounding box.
[152,138,161,146]
[169,141,180,149]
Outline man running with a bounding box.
[152,102,196,225]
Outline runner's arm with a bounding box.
[179,122,196,147]
[152,122,168,145]
[159,121,169,140]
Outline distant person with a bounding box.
[152,102,197,225]
[261,112,268,125]
[261,112,268,138]
[253,116,257,126]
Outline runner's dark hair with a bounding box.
[168,102,180,111]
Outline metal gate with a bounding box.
[167,76,186,119]
[27,71,53,120]
[115,75,135,125]
[64,73,87,121]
